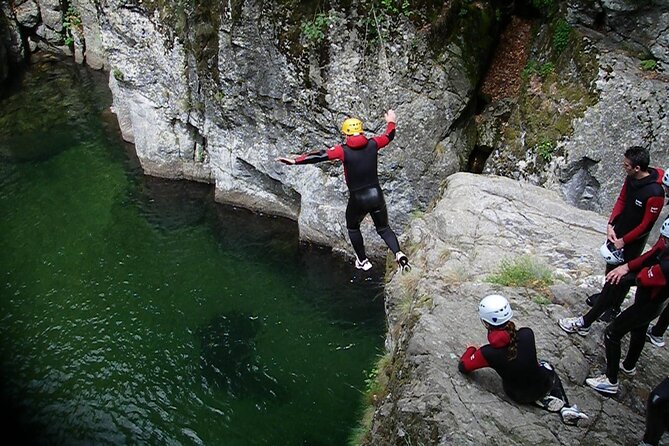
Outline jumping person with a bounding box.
[582,147,664,323]
[639,377,669,446]
[459,294,588,425]
[585,219,669,394]
[277,110,410,272]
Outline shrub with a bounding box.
[487,256,554,290]
[301,12,330,46]
[553,19,571,54]
[640,59,658,71]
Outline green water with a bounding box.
[0,59,386,445]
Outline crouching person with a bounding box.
[458,294,588,425]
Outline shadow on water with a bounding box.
[126,170,386,326]
[198,311,287,404]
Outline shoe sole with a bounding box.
[586,384,618,394]
[647,335,665,347]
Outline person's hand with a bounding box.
[276,157,296,165]
[613,237,625,250]
[606,224,616,242]
[385,109,396,123]
[606,263,630,284]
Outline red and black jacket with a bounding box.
[609,167,665,244]
[627,236,669,300]
[293,122,396,192]
[458,327,553,404]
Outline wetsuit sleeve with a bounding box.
[609,181,627,226]
[628,238,665,271]
[371,122,396,151]
[294,149,329,165]
[458,346,489,373]
[294,145,344,164]
[636,262,669,293]
[621,195,664,244]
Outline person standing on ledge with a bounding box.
[277,109,410,273]
[570,147,664,326]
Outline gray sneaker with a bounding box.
[647,325,665,347]
[586,374,619,394]
[620,361,637,376]
[535,395,565,412]
[560,405,588,425]
[558,316,589,336]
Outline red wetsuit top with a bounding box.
[609,167,665,244]
[458,327,553,404]
[627,237,669,300]
[293,122,396,192]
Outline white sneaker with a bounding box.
[534,395,565,412]
[558,316,589,336]
[586,374,619,394]
[647,325,665,347]
[560,405,588,425]
[355,257,372,271]
[395,251,411,273]
[620,361,637,376]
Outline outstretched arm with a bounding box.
[372,109,397,150]
[277,150,329,165]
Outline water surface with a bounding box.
[0,59,386,445]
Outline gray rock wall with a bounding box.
[482,0,669,218]
[94,0,494,257]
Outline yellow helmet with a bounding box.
[341,118,363,136]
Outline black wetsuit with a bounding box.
[294,122,401,261]
[603,241,669,384]
[589,168,665,316]
[644,377,669,446]
[459,327,566,405]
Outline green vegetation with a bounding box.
[536,138,555,162]
[522,60,555,80]
[301,12,330,45]
[62,5,82,46]
[640,59,658,71]
[552,19,572,55]
[112,68,125,82]
[487,256,554,290]
[530,0,553,9]
[348,353,393,446]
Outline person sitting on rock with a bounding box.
[639,376,669,446]
[459,294,588,425]
[582,147,665,323]
[584,218,669,395]
[277,109,410,273]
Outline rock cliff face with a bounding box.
[2,0,667,255]
[480,0,669,215]
[373,172,668,445]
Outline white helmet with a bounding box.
[661,219,669,238]
[479,294,513,326]
[600,241,625,265]
[662,170,669,187]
